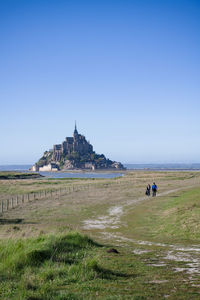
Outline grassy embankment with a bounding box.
[0,232,102,300]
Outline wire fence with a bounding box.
[0,184,90,214]
[0,179,124,215]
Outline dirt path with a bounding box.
[82,186,200,285]
[82,186,192,230]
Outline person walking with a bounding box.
[145,184,151,196]
[152,182,157,197]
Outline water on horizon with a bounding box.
[124,163,200,170]
[0,165,123,179]
[0,164,200,179]
[39,171,123,179]
[0,165,32,171]
[1,164,200,171]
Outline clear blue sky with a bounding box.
[0,0,200,164]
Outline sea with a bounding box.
[124,163,200,170]
[0,164,200,179]
[0,165,123,179]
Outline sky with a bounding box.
[0,0,200,164]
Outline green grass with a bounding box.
[1,171,200,299]
[0,172,42,180]
[0,175,108,196]
[122,187,200,244]
[0,232,103,299]
[0,232,199,299]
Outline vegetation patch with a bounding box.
[0,172,42,180]
[1,232,199,300]
[122,187,200,243]
[0,172,200,299]
[0,232,108,299]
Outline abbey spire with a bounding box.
[74,121,78,138]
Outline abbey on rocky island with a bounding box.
[31,124,125,172]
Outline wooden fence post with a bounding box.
[6,199,9,211]
[1,201,3,213]
[11,198,14,208]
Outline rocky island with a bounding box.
[31,124,125,172]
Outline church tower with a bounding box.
[73,121,79,139]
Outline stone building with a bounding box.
[52,124,93,162]
[31,123,126,171]
[31,163,58,172]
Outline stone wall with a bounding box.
[39,163,58,172]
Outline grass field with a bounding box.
[122,187,200,243]
[0,171,200,299]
